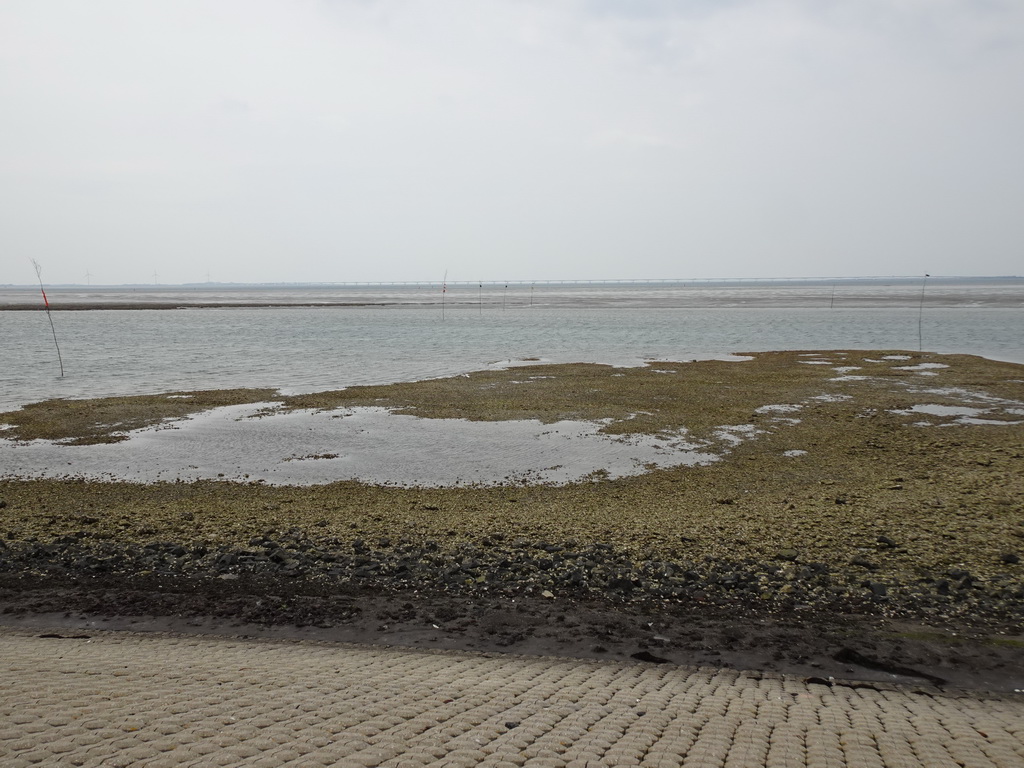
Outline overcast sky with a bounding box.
[2,0,1022,285]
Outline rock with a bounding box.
[777,549,799,562]
[876,535,898,548]
[541,590,554,599]
[850,555,878,570]
[215,552,238,569]
[1000,552,1020,564]
[269,548,290,564]
[607,576,635,593]
[631,651,670,664]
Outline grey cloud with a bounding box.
[1,0,1021,284]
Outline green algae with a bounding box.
[0,350,1021,591]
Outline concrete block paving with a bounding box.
[1,626,1023,767]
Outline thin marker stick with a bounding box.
[31,259,64,377]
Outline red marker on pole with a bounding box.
[31,259,64,377]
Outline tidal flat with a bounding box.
[1,350,1022,688]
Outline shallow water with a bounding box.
[4,342,1023,486]
[2,283,1023,412]
[0,404,720,487]
[3,283,1022,487]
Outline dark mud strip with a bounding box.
[1,535,1021,693]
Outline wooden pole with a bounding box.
[918,273,929,351]
[31,259,64,377]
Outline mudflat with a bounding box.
[1,350,1021,690]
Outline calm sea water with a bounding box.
[2,281,1022,412]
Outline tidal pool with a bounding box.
[0,404,722,487]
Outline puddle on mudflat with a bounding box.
[810,394,853,402]
[713,423,762,445]
[956,417,1024,426]
[897,404,985,418]
[894,363,950,371]
[755,404,802,414]
[0,404,722,487]
[890,403,1024,427]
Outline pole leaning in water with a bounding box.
[31,259,64,377]
[918,273,929,352]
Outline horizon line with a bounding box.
[4,274,1023,289]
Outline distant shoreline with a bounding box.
[0,301,402,311]
[2,294,1023,311]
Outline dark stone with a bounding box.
[631,651,670,664]
[850,555,877,570]
[269,548,290,564]
[1000,552,1020,564]
[213,552,236,569]
[607,577,635,593]
[877,535,898,548]
[867,582,888,599]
